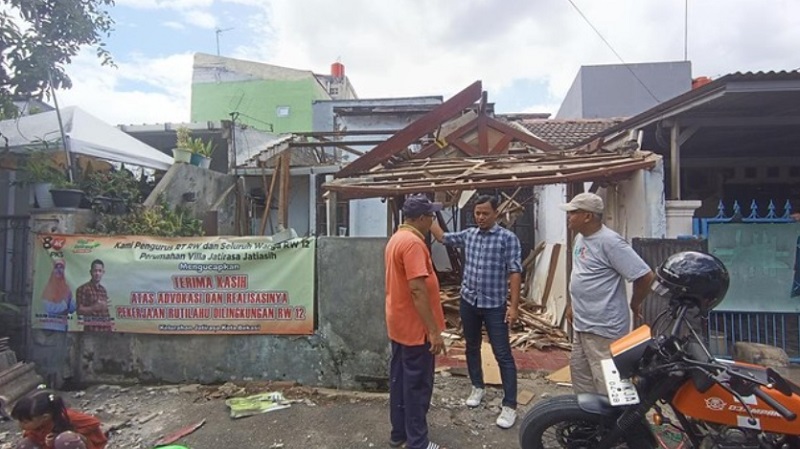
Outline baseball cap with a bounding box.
[559,192,604,214]
[402,194,443,218]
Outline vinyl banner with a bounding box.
[31,234,315,334]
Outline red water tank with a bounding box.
[692,76,712,89]
[331,62,345,79]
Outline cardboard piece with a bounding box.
[546,365,571,384]
[517,389,535,406]
[481,341,502,385]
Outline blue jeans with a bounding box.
[389,340,435,449]
[460,299,517,408]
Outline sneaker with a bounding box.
[496,406,517,429]
[465,387,485,407]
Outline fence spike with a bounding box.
[714,199,727,219]
[747,199,759,219]
[766,200,777,219]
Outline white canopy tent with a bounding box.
[0,106,173,170]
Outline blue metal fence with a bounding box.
[693,199,795,237]
[693,199,799,361]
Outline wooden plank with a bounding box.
[324,156,658,199]
[486,117,560,152]
[539,244,561,307]
[490,134,514,154]
[259,159,280,235]
[336,81,482,178]
[477,114,489,153]
[278,153,291,229]
[449,137,482,156]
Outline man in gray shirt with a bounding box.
[560,192,655,395]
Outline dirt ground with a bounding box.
[0,370,570,449]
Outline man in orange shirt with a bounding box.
[385,193,447,449]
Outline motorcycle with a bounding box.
[519,251,800,449]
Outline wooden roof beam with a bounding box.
[335,81,483,178]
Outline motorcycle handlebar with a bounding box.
[751,386,797,421]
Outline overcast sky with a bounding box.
[51,0,800,126]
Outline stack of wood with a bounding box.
[0,337,43,415]
[439,287,571,351]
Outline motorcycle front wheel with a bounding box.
[519,395,654,449]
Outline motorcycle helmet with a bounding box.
[653,251,730,313]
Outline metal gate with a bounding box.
[0,215,30,359]
[693,199,799,361]
[632,237,708,330]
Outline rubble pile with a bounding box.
[0,338,43,412]
[440,287,571,351]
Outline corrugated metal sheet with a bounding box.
[578,70,800,146]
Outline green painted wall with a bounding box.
[191,78,330,134]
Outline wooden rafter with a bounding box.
[324,152,661,199]
[335,81,483,178]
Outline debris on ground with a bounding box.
[0,338,43,409]
[0,370,574,448]
[225,392,290,419]
[153,419,206,447]
[440,286,571,351]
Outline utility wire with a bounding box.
[565,0,661,103]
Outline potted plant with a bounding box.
[82,168,142,215]
[172,126,193,164]
[188,137,216,169]
[16,152,64,208]
[50,177,85,208]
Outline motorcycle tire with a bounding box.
[519,395,654,449]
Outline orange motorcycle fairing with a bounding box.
[610,325,653,379]
[672,373,800,435]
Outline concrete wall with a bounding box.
[604,158,667,240]
[555,71,583,119]
[0,169,33,215]
[534,183,568,245]
[27,209,95,388]
[145,163,238,235]
[66,237,390,389]
[191,54,331,134]
[556,61,692,119]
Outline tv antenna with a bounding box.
[215,27,234,56]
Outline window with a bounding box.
[276,106,290,117]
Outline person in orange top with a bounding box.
[10,389,107,449]
[385,193,447,449]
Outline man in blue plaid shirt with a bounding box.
[431,194,522,429]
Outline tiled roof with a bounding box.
[509,118,626,150]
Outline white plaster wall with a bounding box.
[603,158,666,240]
[349,198,388,237]
[534,184,568,245]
